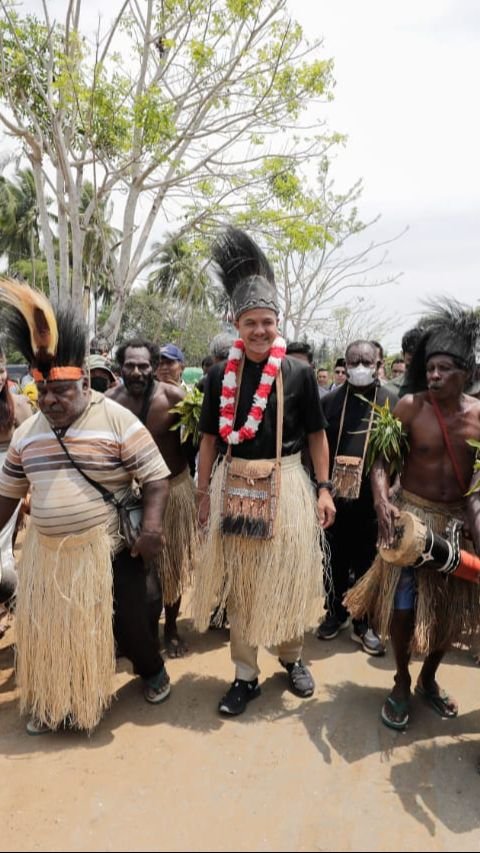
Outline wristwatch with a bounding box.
[316,480,335,495]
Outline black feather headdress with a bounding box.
[406,298,480,393]
[211,227,279,319]
[0,277,87,381]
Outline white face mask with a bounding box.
[347,364,376,387]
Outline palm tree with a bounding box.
[79,182,120,331]
[147,237,219,313]
[0,168,41,281]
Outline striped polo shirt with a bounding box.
[0,391,170,543]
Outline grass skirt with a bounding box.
[193,453,328,647]
[152,468,196,605]
[344,489,480,654]
[15,524,115,731]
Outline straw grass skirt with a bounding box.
[344,489,480,654]
[15,524,115,731]
[153,468,196,605]
[194,453,328,647]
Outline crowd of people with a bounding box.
[0,228,480,741]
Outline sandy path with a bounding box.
[1,616,480,852]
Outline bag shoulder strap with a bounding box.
[334,385,350,459]
[428,391,467,493]
[138,381,155,425]
[334,384,377,468]
[52,428,118,506]
[275,367,284,463]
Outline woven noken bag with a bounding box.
[220,368,283,540]
[331,455,363,500]
[220,457,279,539]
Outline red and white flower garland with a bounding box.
[219,336,286,444]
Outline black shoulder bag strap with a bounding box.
[50,383,156,506]
[138,380,155,425]
[52,428,118,506]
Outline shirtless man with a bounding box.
[0,350,32,632]
[108,340,196,657]
[347,303,480,729]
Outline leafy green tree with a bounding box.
[0,0,336,342]
[235,157,404,339]
[118,290,221,364]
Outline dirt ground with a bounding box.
[1,611,480,853]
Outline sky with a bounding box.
[10,0,480,352]
[292,0,480,349]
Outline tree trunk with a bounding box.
[56,170,70,308]
[30,157,58,305]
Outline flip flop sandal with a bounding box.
[415,684,458,718]
[381,695,409,730]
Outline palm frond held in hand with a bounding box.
[169,387,204,445]
[356,396,409,475]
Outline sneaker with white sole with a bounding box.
[280,659,315,697]
[316,613,350,640]
[218,678,260,715]
[351,626,386,656]
[144,667,171,704]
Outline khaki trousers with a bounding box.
[229,608,303,681]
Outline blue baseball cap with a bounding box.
[159,343,185,363]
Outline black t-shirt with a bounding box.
[199,355,327,459]
[322,381,398,498]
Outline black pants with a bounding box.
[0,563,17,606]
[112,549,164,680]
[325,498,377,625]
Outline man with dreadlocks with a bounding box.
[194,228,335,716]
[345,300,480,730]
[0,346,31,635]
[0,279,172,734]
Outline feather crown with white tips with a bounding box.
[0,277,87,381]
[211,227,279,319]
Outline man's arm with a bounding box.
[0,495,22,530]
[371,457,400,548]
[131,478,170,560]
[197,433,218,527]
[371,394,415,547]
[307,430,336,529]
[467,469,480,554]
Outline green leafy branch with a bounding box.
[356,396,409,475]
[465,438,480,495]
[169,387,204,445]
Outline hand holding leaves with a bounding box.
[356,396,409,475]
[169,387,204,445]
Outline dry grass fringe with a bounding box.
[344,489,480,654]
[16,524,115,731]
[152,468,197,605]
[194,454,329,647]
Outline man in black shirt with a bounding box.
[317,340,398,653]
[194,228,335,716]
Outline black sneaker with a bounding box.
[351,625,386,657]
[218,678,260,715]
[280,659,315,697]
[316,613,349,640]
